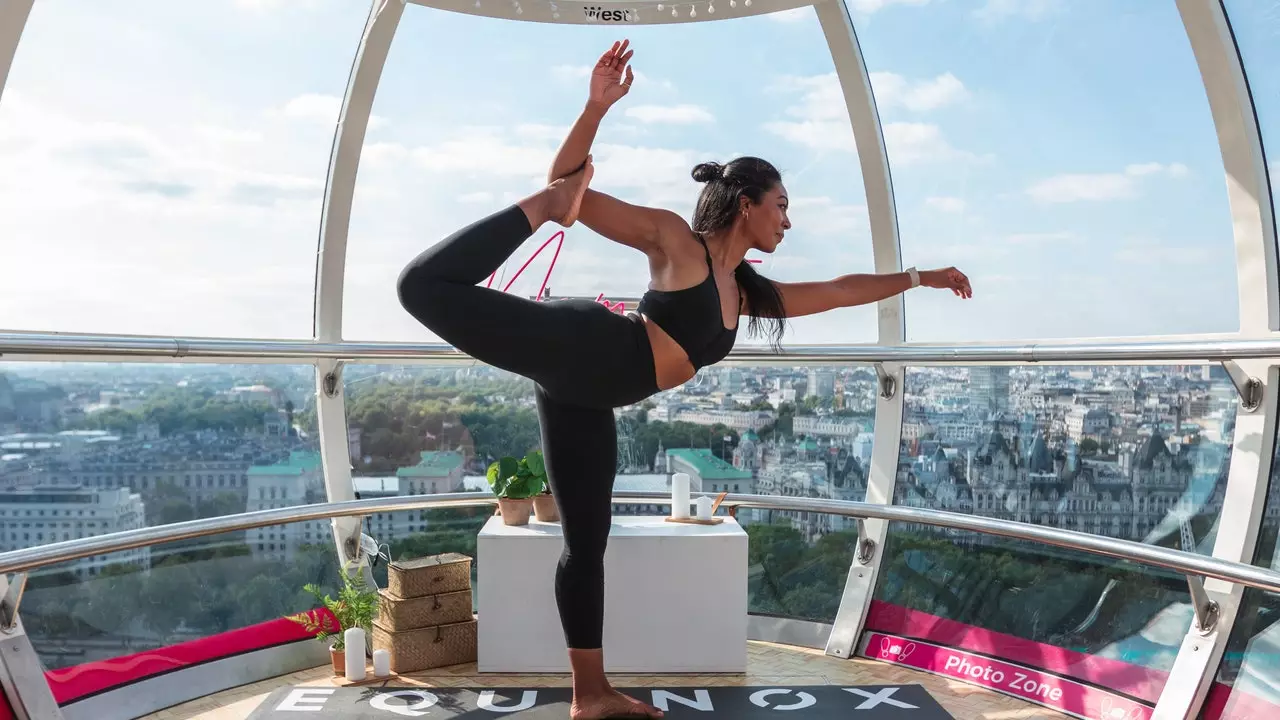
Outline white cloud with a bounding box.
[458,191,495,204]
[275,93,387,130]
[549,64,674,92]
[883,122,985,165]
[361,142,409,167]
[764,73,980,164]
[1027,163,1189,203]
[788,196,868,237]
[624,104,715,124]
[850,0,931,13]
[1004,231,1075,244]
[0,92,327,337]
[870,72,969,112]
[411,132,554,179]
[973,0,1062,23]
[926,196,966,213]
[1026,172,1135,203]
[1113,236,1210,266]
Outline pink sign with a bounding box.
[864,632,1152,720]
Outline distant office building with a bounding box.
[969,367,1010,415]
[0,485,148,576]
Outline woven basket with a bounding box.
[371,619,477,673]
[387,553,472,598]
[377,588,473,632]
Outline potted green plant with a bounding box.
[487,453,547,526]
[286,566,379,675]
[525,450,559,522]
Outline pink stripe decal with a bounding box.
[865,632,1152,719]
[865,601,1168,702]
[482,229,764,298]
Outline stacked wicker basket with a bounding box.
[371,552,477,674]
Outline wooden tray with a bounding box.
[664,516,724,525]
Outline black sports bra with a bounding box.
[636,234,739,371]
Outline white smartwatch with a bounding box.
[906,266,920,288]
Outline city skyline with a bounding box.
[0,1,1276,347]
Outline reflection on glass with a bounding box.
[0,362,320,546]
[1223,0,1280,290]
[20,534,340,676]
[1207,389,1280,718]
[340,362,876,622]
[849,2,1238,341]
[343,8,878,345]
[872,364,1238,704]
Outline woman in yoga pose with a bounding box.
[397,40,972,720]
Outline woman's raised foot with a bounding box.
[547,156,595,227]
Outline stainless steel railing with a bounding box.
[3,330,1280,363]
[2,491,1279,596]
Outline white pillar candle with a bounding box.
[373,648,391,677]
[344,628,366,680]
[671,473,690,518]
[696,495,713,520]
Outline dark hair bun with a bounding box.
[691,161,723,183]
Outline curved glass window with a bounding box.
[0,2,369,338]
[1224,1,1280,297]
[343,9,877,346]
[849,2,1238,342]
[340,360,877,623]
[869,364,1237,712]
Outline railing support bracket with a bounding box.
[322,361,346,398]
[874,363,896,400]
[1220,360,1263,412]
[0,574,24,634]
[1186,575,1220,635]
[854,519,876,564]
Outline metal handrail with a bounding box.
[3,491,1280,595]
[3,330,1280,363]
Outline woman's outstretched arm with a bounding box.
[749,268,972,318]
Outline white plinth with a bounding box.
[477,514,747,673]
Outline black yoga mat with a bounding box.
[246,683,954,719]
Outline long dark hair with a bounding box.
[690,156,788,350]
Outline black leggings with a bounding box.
[396,204,660,649]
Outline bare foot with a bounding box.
[547,155,594,227]
[571,688,664,719]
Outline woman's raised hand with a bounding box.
[588,40,635,112]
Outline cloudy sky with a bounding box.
[0,0,1276,347]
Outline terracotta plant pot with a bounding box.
[498,497,534,526]
[330,647,345,675]
[533,494,560,522]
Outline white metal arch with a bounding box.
[312,0,406,572]
[1152,2,1279,717]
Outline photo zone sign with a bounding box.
[248,685,956,719]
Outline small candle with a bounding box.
[696,495,713,520]
[373,648,391,677]
[344,628,366,681]
[671,473,690,518]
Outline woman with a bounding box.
[397,40,972,720]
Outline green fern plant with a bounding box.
[286,566,378,652]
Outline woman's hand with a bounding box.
[921,267,972,298]
[588,40,635,113]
